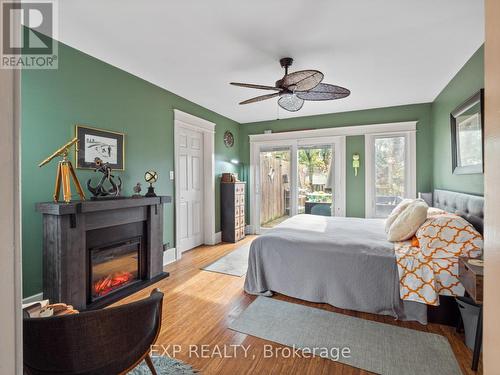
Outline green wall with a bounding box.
[21,39,484,298]
[239,103,433,218]
[21,42,239,297]
[432,46,484,194]
[346,135,365,217]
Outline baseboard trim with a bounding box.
[22,292,44,305]
[203,232,222,246]
[163,247,177,266]
[213,231,222,244]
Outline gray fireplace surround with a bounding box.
[36,196,171,310]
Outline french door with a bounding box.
[259,148,292,229]
[252,137,345,233]
[297,145,334,216]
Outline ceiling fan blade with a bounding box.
[296,83,351,101]
[239,92,280,105]
[230,82,281,91]
[278,94,305,112]
[281,70,324,92]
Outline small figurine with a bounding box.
[352,153,360,177]
[87,157,122,198]
[132,182,142,197]
[144,170,158,197]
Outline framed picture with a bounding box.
[75,125,125,170]
[451,89,484,175]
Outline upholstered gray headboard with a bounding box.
[431,189,484,234]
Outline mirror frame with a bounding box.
[450,89,484,175]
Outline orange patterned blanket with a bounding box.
[395,213,482,306]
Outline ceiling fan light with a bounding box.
[278,94,305,112]
[230,58,350,112]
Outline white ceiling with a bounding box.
[57,0,484,123]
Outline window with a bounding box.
[365,132,416,218]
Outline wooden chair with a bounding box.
[23,289,164,375]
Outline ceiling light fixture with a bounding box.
[230,57,350,112]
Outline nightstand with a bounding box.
[458,256,484,371]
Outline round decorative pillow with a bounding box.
[387,200,428,242]
[384,198,422,233]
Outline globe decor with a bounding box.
[144,170,158,197]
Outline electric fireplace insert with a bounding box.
[89,236,145,303]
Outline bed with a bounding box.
[244,189,484,324]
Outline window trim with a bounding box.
[365,131,417,218]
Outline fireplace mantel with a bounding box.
[36,196,171,310]
[36,196,171,215]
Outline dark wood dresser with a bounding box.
[221,181,246,243]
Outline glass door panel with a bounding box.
[297,145,333,216]
[374,136,406,217]
[259,149,291,228]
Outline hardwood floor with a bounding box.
[115,236,482,374]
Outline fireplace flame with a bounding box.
[93,271,134,297]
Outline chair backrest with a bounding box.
[24,289,163,375]
[310,204,332,217]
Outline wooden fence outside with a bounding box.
[260,155,290,225]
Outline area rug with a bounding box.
[229,297,461,375]
[128,356,198,374]
[201,242,251,276]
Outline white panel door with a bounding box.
[177,126,204,252]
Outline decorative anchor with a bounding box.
[87,157,122,198]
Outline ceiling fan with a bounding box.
[230,57,350,112]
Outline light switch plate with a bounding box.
[169,171,174,180]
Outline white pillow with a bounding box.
[385,198,418,233]
[387,200,429,242]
